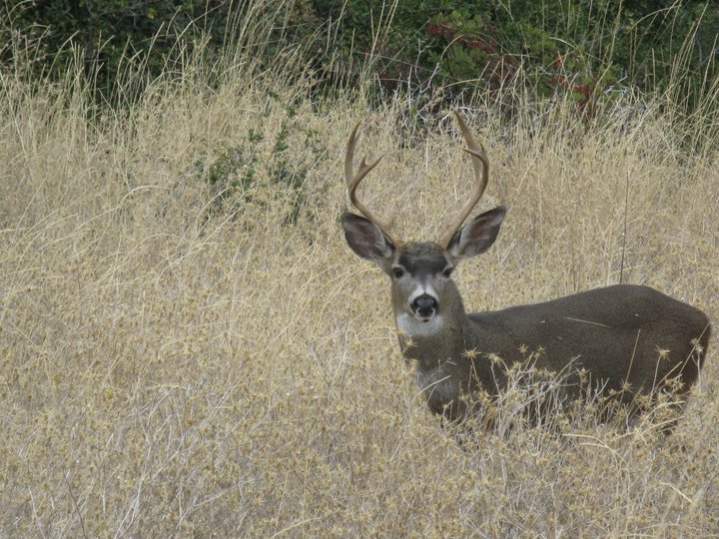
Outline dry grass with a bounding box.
[1,55,718,537]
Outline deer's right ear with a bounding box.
[341,212,395,265]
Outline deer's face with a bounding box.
[390,242,457,331]
[341,207,506,337]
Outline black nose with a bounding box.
[411,294,438,318]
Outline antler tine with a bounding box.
[439,111,490,249]
[345,121,397,244]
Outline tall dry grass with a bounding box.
[1,29,719,538]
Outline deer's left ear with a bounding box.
[448,206,506,260]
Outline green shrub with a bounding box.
[311,0,719,112]
[195,97,326,224]
[4,0,717,111]
[2,1,221,88]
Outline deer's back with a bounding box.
[468,284,710,394]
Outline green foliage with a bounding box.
[4,0,718,110]
[2,0,231,93]
[196,98,325,224]
[1,0,315,98]
[311,0,719,110]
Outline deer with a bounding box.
[340,112,711,429]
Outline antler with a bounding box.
[345,121,398,245]
[438,112,490,249]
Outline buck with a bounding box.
[341,112,711,425]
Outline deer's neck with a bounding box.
[395,297,471,371]
[395,296,499,419]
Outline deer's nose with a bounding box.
[411,294,438,318]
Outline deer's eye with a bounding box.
[443,267,454,278]
[392,267,405,279]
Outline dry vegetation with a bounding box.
[1,38,719,537]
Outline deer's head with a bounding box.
[341,113,506,337]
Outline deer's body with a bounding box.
[341,113,711,427]
[400,276,710,420]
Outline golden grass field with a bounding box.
[1,53,718,536]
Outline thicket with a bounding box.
[3,0,718,111]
